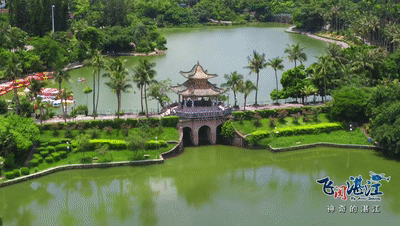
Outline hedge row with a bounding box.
[40,116,180,130]
[4,167,30,179]
[246,122,344,142]
[89,139,127,150]
[273,123,344,137]
[145,140,168,150]
[232,106,331,120]
[39,139,72,147]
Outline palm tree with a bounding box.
[53,66,70,120]
[86,49,106,118]
[285,43,307,102]
[58,89,73,122]
[238,80,257,110]
[244,51,267,106]
[103,59,132,118]
[132,59,157,117]
[221,71,243,108]
[34,97,46,126]
[266,57,284,105]
[315,55,333,102]
[5,53,23,115]
[284,43,307,69]
[28,79,47,100]
[301,85,318,104]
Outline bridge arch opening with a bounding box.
[216,124,224,144]
[183,127,194,147]
[198,125,212,145]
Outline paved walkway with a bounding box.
[286,26,350,48]
[38,102,326,124]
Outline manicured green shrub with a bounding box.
[39,141,48,147]
[102,120,114,129]
[48,139,62,146]
[126,118,138,127]
[45,156,54,163]
[80,157,92,163]
[40,150,49,157]
[232,111,245,120]
[30,159,39,167]
[20,167,30,176]
[55,144,68,152]
[33,154,41,159]
[4,171,16,179]
[45,146,55,153]
[60,139,72,144]
[89,120,102,129]
[89,139,127,150]
[254,109,276,118]
[51,152,61,161]
[41,124,52,130]
[246,130,269,147]
[13,169,20,177]
[221,120,235,138]
[274,123,343,137]
[113,118,126,129]
[161,116,179,127]
[145,140,168,150]
[59,151,67,158]
[36,147,46,153]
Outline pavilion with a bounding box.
[171,61,232,119]
[170,62,232,146]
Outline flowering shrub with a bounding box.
[291,113,301,124]
[253,114,262,127]
[277,109,288,121]
[269,117,276,127]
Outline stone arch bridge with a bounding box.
[178,117,228,146]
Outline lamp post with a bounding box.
[51,5,55,33]
[67,142,70,164]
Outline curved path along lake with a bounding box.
[1,146,399,225]
[67,24,328,114]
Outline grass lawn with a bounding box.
[33,144,176,173]
[39,127,180,141]
[233,113,332,135]
[261,128,372,148]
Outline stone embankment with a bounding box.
[286,26,350,48]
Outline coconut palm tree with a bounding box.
[58,89,73,122]
[221,71,243,108]
[53,66,70,120]
[301,85,318,104]
[103,59,132,118]
[284,43,307,69]
[86,49,107,118]
[34,97,46,126]
[5,53,23,115]
[238,80,257,110]
[132,59,157,117]
[244,51,267,106]
[28,79,47,100]
[285,43,307,102]
[266,57,284,105]
[315,55,334,102]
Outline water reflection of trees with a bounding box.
[1,146,400,224]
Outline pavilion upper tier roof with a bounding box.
[171,79,226,97]
[179,61,217,79]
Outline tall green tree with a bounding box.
[147,79,171,111]
[86,49,106,118]
[221,71,243,108]
[285,43,307,102]
[315,55,334,103]
[266,57,284,104]
[28,79,47,100]
[53,66,70,121]
[244,51,267,106]
[132,59,157,117]
[103,59,132,118]
[238,80,257,111]
[5,53,23,115]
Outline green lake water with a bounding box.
[65,24,328,114]
[1,146,399,225]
